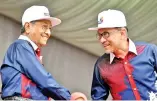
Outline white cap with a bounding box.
[88,9,127,30]
[22,5,61,27]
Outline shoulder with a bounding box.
[135,42,156,46]
[12,39,29,46]
[135,41,157,53]
[95,53,110,66]
[8,39,34,53]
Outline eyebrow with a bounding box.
[42,22,52,27]
[43,22,48,24]
[97,31,109,34]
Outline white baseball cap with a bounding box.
[22,5,61,27]
[88,9,127,30]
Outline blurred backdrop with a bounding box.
[0,0,157,100]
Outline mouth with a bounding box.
[41,33,50,39]
[102,43,110,47]
[42,35,48,38]
[42,37,48,41]
[40,34,49,42]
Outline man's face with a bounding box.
[26,19,52,47]
[97,28,125,53]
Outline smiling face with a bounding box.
[24,19,52,47]
[97,27,127,53]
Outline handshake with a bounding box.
[70,92,87,101]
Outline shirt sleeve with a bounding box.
[15,44,71,100]
[91,61,109,100]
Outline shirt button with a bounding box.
[124,62,127,64]
[128,75,131,77]
[133,88,137,90]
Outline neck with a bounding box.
[114,40,129,59]
[23,33,41,48]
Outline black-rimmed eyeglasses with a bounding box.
[96,32,110,40]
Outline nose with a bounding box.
[44,29,51,38]
[45,29,51,35]
[99,36,107,43]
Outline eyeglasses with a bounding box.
[96,31,110,40]
[41,24,52,33]
[30,21,52,33]
[96,28,122,40]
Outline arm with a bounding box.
[15,44,71,100]
[91,61,109,100]
[152,44,157,71]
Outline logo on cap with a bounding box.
[98,17,103,24]
[44,13,50,16]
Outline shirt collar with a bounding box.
[18,35,38,50]
[110,38,137,64]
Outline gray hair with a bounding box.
[21,21,36,34]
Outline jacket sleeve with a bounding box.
[91,61,109,100]
[152,44,157,71]
[15,44,71,100]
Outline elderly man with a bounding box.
[1,5,71,100]
[88,9,157,100]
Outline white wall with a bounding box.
[42,38,98,99]
[0,14,99,99]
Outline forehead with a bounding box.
[34,19,52,26]
[97,28,117,33]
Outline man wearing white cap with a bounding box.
[89,9,157,100]
[1,5,71,100]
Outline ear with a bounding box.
[120,27,128,40]
[24,22,31,34]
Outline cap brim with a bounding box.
[36,17,61,27]
[49,17,61,27]
[88,27,107,30]
[88,26,117,30]
[88,27,99,30]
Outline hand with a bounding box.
[70,92,87,101]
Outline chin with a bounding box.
[42,43,47,46]
[40,39,47,45]
[104,49,113,54]
[104,50,111,54]
[40,42,47,47]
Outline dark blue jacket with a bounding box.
[1,39,71,100]
[91,42,157,100]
